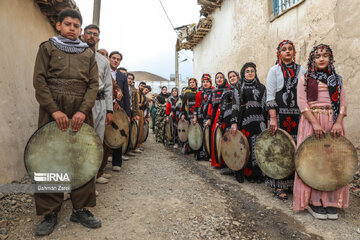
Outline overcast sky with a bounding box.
[76,0,201,81]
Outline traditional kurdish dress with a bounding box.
[265,62,306,189]
[218,84,236,132]
[206,82,230,168]
[293,72,349,211]
[155,94,169,143]
[166,95,180,144]
[232,78,267,180]
[194,86,213,127]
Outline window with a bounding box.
[271,0,304,19]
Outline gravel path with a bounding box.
[1,133,359,240]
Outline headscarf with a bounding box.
[276,40,296,65]
[304,44,342,122]
[170,87,179,101]
[157,86,170,104]
[215,72,227,88]
[201,73,212,83]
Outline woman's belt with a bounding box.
[48,78,87,97]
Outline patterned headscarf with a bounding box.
[304,44,342,122]
[215,72,227,88]
[201,73,212,83]
[276,40,296,65]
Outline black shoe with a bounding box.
[307,204,327,220]
[70,208,101,228]
[325,207,338,220]
[235,171,244,183]
[35,212,57,236]
[248,178,255,183]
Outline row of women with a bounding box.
[156,40,349,220]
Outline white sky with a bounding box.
[76,0,201,81]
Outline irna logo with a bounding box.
[34,172,71,182]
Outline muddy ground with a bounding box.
[1,133,359,240]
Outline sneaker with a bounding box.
[325,207,338,220]
[307,204,327,220]
[35,213,57,236]
[112,166,121,172]
[126,152,136,157]
[102,173,112,179]
[95,190,99,196]
[122,155,130,161]
[107,156,112,162]
[70,209,101,229]
[173,144,178,149]
[133,149,142,153]
[63,193,70,201]
[96,176,109,184]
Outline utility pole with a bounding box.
[175,47,179,87]
[93,0,101,26]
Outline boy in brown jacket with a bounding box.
[33,9,101,236]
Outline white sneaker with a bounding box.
[102,173,112,179]
[96,176,109,184]
[107,156,112,162]
[122,155,130,161]
[173,144,178,149]
[64,193,70,201]
[126,152,136,157]
[112,166,121,172]
[133,149,142,153]
[95,190,99,196]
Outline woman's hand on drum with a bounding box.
[230,123,238,136]
[52,111,69,131]
[105,113,113,125]
[192,116,197,125]
[330,122,344,137]
[181,115,185,121]
[205,119,211,127]
[312,122,326,139]
[269,117,278,135]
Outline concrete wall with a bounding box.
[0,0,55,183]
[193,0,360,148]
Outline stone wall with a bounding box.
[193,0,360,148]
[0,0,55,183]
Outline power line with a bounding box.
[158,0,176,33]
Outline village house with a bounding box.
[178,0,360,149]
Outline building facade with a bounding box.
[192,0,360,148]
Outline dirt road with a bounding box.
[2,133,360,240]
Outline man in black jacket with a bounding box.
[109,51,130,171]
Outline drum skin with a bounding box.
[188,123,203,151]
[24,121,103,190]
[213,126,223,164]
[295,133,358,192]
[178,120,189,143]
[142,121,149,143]
[165,117,173,141]
[221,130,249,171]
[104,109,130,149]
[129,120,139,150]
[204,125,211,155]
[255,128,296,180]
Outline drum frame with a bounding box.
[213,125,223,164]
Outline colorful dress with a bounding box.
[293,75,349,211]
[232,78,267,180]
[265,62,306,189]
[206,83,230,168]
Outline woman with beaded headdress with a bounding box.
[265,40,306,199]
[230,63,267,183]
[205,72,230,168]
[293,44,348,220]
[193,74,214,160]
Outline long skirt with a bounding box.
[210,108,225,168]
[293,103,349,211]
